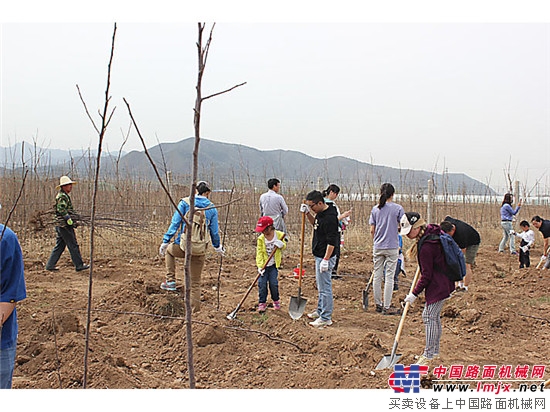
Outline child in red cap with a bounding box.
[255,216,287,312]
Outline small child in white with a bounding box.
[255,216,287,312]
[512,220,535,268]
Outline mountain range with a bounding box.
[0,138,496,195]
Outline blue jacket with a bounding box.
[500,203,520,221]
[162,196,221,248]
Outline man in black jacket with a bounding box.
[440,216,481,292]
[300,190,339,328]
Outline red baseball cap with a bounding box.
[255,216,274,232]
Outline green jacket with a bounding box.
[55,190,74,224]
[256,230,286,269]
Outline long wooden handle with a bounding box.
[298,207,306,289]
[536,246,550,269]
[393,266,421,345]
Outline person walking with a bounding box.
[259,178,288,233]
[401,212,455,366]
[45,176,89,272]
[158,181,225,312]
[440,216,481,292]
[322,184,352,280]
[369,183,404,315]
[531,215,550,270]
[499,193,522,254]
[0,222,27,389]
[301,190,339,328]
[254,216,287,312]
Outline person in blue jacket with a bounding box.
[1,220,27,389]
[158,181,224,312]
[499,193,522,254]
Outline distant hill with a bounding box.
[117,138,496,196]
[0,138,496,195]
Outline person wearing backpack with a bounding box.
[401,212,455,366]
[158,181,225,312]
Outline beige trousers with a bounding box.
[165,243,206,312]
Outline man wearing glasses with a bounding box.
[300,190,340,328]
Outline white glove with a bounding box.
[273,239,285,249]
[509,230,516,235]
[214,245,225,256]
[159,243,169,257]
[300,203,310,213]
[521,245,529,253]
[319,259,330,272]
[258,268,265,276]
[542,255,547,262]
[404,293,417,305]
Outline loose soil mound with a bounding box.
[12,247,550,389]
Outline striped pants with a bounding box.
[422,299,446,359]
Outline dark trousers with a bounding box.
[46,226,84,269]
[519,240,530,268]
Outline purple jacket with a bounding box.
[413,224,455,305]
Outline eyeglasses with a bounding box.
[307,202,319,210]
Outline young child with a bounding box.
[512,220,535,268]
[255,216,287,312]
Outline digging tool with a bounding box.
[289,208,308,320]
[226,235,285,320]
[536,246,550,269]
[375,266,421,370]
[362,270,375,311]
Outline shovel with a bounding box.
[226,235,285,320]
[375,266,421,370]
[289,208,307,320]
[362,271,375,311]
[536,246,550,269]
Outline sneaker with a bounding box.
[45,266,59,271]
[309,317,333,328]
[307,310,320,320]
[258,303,267,313]
[383,306,402,316]
[511,251,517,255]
[414,354,432,366]
[375,304,383,313]
[76,264,90,272]
[160,281,177,291]
[273,300,281,310]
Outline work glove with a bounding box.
[300,203,310,213]
[214,245,226,256]
[258,268,265,276]
[273,239,285,249]
[542,255,547,262]
[319,259,330,272]
[64,214,73,226]
[159,243,169,257]
[404,293,417,305]
[509,230,516,236]
[521,245,529,253]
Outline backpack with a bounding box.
[180,197,209,256]
[418,232,466,282]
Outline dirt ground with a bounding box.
[11,243,550,389]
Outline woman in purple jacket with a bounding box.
[499,193,522,254]
[401,212,455,366]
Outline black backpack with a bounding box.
[418,232,466,282]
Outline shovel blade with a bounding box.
[362,288,369,310]
[289,295,307,320]
[375,353,402,370]
[226,309,238,320]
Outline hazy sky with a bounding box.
[2,3,550,194]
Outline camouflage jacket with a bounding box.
[55,190,74,218]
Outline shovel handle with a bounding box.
[536,246,550,269]
[298,203,306,289]
[392,266,421,346]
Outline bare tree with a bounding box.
[76,22,117,388]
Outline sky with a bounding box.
[1,2,550,195]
